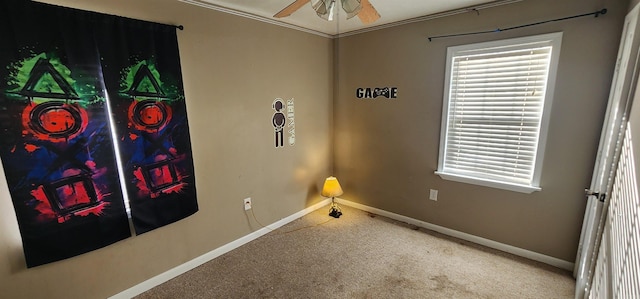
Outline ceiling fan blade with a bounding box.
[274,0,312,18]
[357,0,380,24]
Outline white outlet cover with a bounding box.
[429,189,438,201]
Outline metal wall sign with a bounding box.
[272,98,295,148]
[356,87,398,99]
[286,98,295,146]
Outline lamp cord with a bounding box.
[249,208,274,231]
[247,206,335,234]
[281,218,333,234]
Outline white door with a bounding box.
[589,115,640,298]
[574,4,640,298]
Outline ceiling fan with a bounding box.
[274,0,380,24]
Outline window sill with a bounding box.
[435,171,541,194]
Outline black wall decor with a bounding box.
[356,87,398,99]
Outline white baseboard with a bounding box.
[111,197,574,298]
[109,198,332,299]
[336,198,575,271]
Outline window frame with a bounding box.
[436,32,563,193]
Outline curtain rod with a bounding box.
[32,0,185,30]
[427,8,607,41]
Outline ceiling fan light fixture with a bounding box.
[327,0,336,21]
[311,0,334,20]
[341,0,362,19]
[274,0,379,25]
[311,0,363,21]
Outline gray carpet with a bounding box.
[136,204,575,298]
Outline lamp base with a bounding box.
[329,198,342,218]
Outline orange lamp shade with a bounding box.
[321,176,343,198]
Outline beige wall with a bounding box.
[0,0,333,298]
[334,0,628,262]
[0,0,633,297]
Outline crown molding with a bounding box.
[179,0,523,39]
[178,0,332,38]
[338,0,523,37]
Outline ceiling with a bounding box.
[178,0,521,36]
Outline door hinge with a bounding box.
[585,189,606,202]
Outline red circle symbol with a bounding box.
[128,100,172,133]
[22,102,88,142]
[39,108,77,134]
[139,105,165,127]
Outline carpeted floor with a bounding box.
[136,204,575,298]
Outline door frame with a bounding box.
[574,3,640,298]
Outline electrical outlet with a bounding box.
[429,189,438,201]
[244,197,252,210]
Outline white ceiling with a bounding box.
[179,0,521,36]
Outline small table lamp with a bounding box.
[322,176,343,218]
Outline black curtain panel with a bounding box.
[0,0,131,267]
[95,15,198,235]
[0,0,197,267]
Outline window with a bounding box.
[436,32,563,193]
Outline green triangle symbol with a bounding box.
[32,72,66,94]
[128,64,167,98]
[20,58,79,100]
[135,76,159,94]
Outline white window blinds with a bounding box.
[437,33,562,193]
[589,127,640,299]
